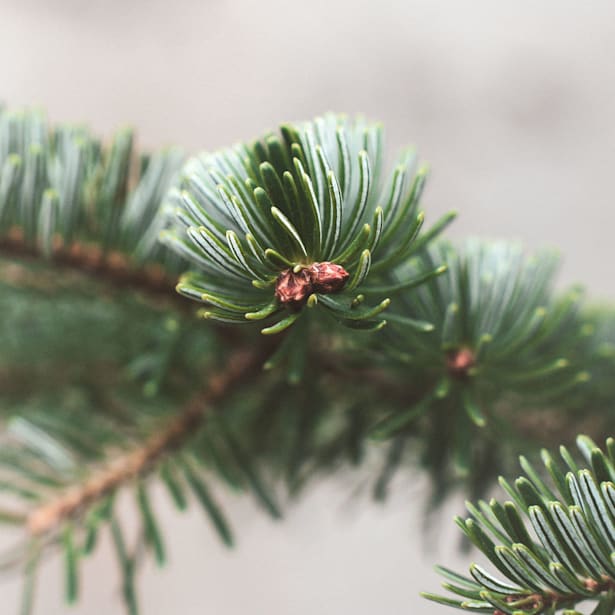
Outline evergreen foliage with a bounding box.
[163,114,453,333]
[1,103,615,613]
[424,436,615,615]
[0,105,183,268]
[363,240,595,499]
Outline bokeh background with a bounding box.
[1,1,615,613]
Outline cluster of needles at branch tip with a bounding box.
[163,113,455,333]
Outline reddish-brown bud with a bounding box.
[308,262,350,294]
[446,347,475,379]
[274,268,313,307]
[275,261,351,309]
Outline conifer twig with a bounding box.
[0,227,245,346]
[0,228,174,300]
[26,348,262,536]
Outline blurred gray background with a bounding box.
[1,0,615,613]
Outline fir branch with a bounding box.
[0,107,185,281]
[0,229,246,350]
[0,227,174,300]
[423,435,615,615]
[25,348,260,536]
[354,240,596,493]
[6,102,615,615]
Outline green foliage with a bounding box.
[163,114,454,333]
[386,240,587,402]
[0,106,184,268]
[0,253,296,614]
[355,240,596,498]
[2,103,615,615]
[424,435,615,615]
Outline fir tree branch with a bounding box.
[0,227,174,302]
[5,103,615,614]
[25,348,261,536]
[423,435,615,614]
[0,227,247,348]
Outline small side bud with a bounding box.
[446,347,475,379]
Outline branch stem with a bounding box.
[26,349,260,535]
[0,228,174,301]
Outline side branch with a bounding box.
[26,349,260,535]
[0,228,174,300]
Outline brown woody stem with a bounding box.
[0,228,245,347]
[26,349,260,535]
[0,228,175,300]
